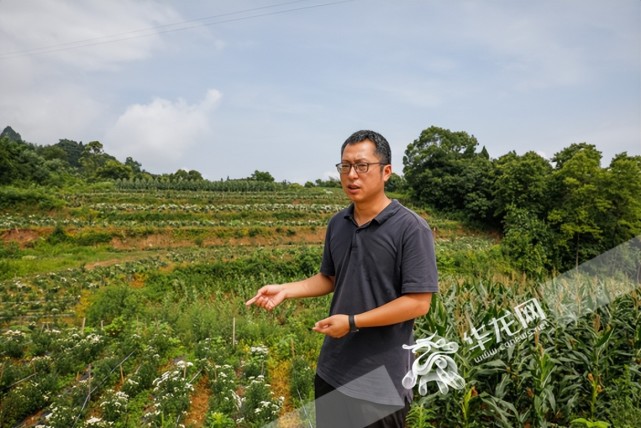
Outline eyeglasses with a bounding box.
[335,162,386,174]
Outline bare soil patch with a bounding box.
[184,375,211,427]
[1,228,41,248]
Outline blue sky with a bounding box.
[1,0,639,183]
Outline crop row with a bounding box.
[0,246,325,427]
[82,202,345,213]
[114,178,289,192]
[62,189,344,204]
[0,215,328,229]
[0,257,168,323]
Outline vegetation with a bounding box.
[1,124,639,427]
[403,126,641,273]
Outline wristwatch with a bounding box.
[348,314,359,333]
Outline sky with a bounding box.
[1,0,639,184]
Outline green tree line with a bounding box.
[403,125,641,273]
[0,126,277,186]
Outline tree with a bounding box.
[547,146,609,269]
[492,151,552,220]
[54,139,85,169]
[38,145,68,164]
[250,170,275,182]
[125,157,142,175]
[403,126,494,223]
[385,172,407,193]
[0,136,51,185]
[95,160,133,180]
[0,137,17,184]
[187,170,203,181]
[171,169,191,181]
[501,206,553,277]
[551,142,601,169]
[314,177,341,188]
[79,141,117,179]
[600,153,641,250]
[0,126,22,142]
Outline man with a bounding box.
[246,130,438,427]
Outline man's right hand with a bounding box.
[245,285,287,311]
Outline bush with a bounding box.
[239,375,283,427]
[86,284,142,326]
[0,241,20,259]
[0,186,63,211]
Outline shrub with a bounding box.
[239,375,283,427]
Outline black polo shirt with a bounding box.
[317,199,439,405]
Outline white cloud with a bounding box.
[0,80,104,145]
[105,89,222,172]
[0,0,180,70]
[443,0,638,92]
[0,0,191,146]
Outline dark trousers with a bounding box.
[314,374,410,428]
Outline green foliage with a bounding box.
[0,136,52,185]
[385,172,407,193]
[0,241,19,259]
[570,418,611,428]
[547,145,609,269]
[144,360,195,426]
[403,125,641,275]
[47,224,71,245]
[95,159,133,180]
[0,126,21,142]
[86,284,143,326]
[0,186,63,211]
[289,356,314,406]
[168,168,204,181]
[0,126,193,187]
[403,126,494,223]
[604,365,641,427]
[312,176,341,188]
[239,375,283,427]
[406,402,437,428]
[50,138,85,168]
[115,177,287,192]
[492,150,552,219]
[206,411,235,428]
[500,207,552,277]
[600,153,641,251]
[249,170,275,182]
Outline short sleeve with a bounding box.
[320,219,335,277]
[401,217,439,294]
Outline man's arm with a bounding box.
[312,293,432,338]
[353,293,432,327]
[245,273,335,311]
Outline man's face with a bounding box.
[339,140,391,204]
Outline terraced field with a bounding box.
[0,186,638,427]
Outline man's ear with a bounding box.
[383,164,392,182]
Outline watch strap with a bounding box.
[348,314,359,333]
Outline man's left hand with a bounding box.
[312,315,350,338]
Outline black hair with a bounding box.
[341,130,392,165]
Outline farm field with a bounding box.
[0,185,639,428]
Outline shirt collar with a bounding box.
[344,199,400,227]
